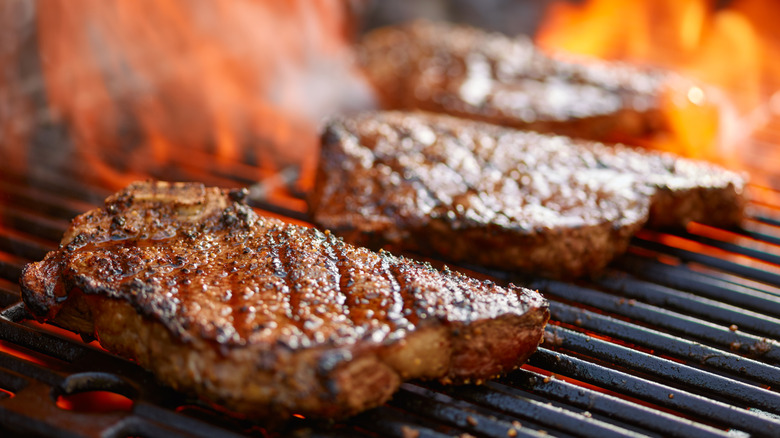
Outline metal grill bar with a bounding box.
[596,273,780,337]
[388,386,552,438]
[615,255,780,315]
[430,381,646,438]
[632,237,780,286]
[753,213,780,228]
[666,230,780,266]
[549,301,780,386]
[542,325,780,411]
[528,349,780,436]
[497,369,732,438]
[533,279,780,364]
[734,225,780,247]
[350,406,457,438]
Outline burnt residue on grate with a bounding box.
[1,169,780,437]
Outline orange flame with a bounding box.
[537,0,780,186]
[0,1,34,173]
[7,0,372,191]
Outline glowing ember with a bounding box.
[537,0,780,189]
[56,391,134,413]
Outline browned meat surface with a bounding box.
[309,111,746,278]
[20,181,549,419]
[358,20,670,144]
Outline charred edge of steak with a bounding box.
[31,275,548,419]
[648,183,746,229]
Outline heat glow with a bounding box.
[23,0,372,192]
[537,0,780,190]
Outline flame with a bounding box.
[2,0,372,192]
[0,1,34,173]
[537,0,780,187]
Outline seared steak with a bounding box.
[358,20,670,144]
[309,111,745,278]
[20,181,549,419]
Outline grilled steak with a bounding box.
[309,111,746,278]
[20,181,549,419]
[358,20,670,144]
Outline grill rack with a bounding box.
[0,157,779,438]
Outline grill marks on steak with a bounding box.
[20,181,549,419]
[358,20,671,144]
[309,111,746,278]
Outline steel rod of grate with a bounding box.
[0,171,111,208]
[596,273,780,338]
[534,280,780,363]
[0,406,88,438]
[0,180,95,220]
[549,301,780,386]
[432,380,648,438]
[616,255,780,315]
[0,258,24,282]
[497,368,732,438]
[528,349,780,437]
[130,403,251,438]
[543,325,780,411]
[429,380,660,437]
[753,214,780,228]
[350,406,458,438]
[0,280,22,308]
[0,351,65,388]
[0,312,84,363]
[0,232,53,262]
[668,230,780,266]
[0,208,69,244]
[389,386,553,438]
[739,226,780,247]
[632,238,780,286]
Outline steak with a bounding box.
[20,181,549,419]
[309,111,746,278]
[358,20,672,144]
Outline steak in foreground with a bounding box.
[309,111,746,278]
[20,181,549,419]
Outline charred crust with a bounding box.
[228,188,249,203]
[65,233,92,250]
[111,215,126,229]
[320,124,343,148]
[20,263,61,320]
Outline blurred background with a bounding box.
[0,0,778,195]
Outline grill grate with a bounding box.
[0,157,779,438]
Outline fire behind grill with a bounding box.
[1,151,779,438]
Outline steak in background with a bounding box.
[358,20,669,145]
[20,181,549,419]
[310,111,745,278]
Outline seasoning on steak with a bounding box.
[358,20,675,144]
[309,111,746,278]
[20,181,549,419]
